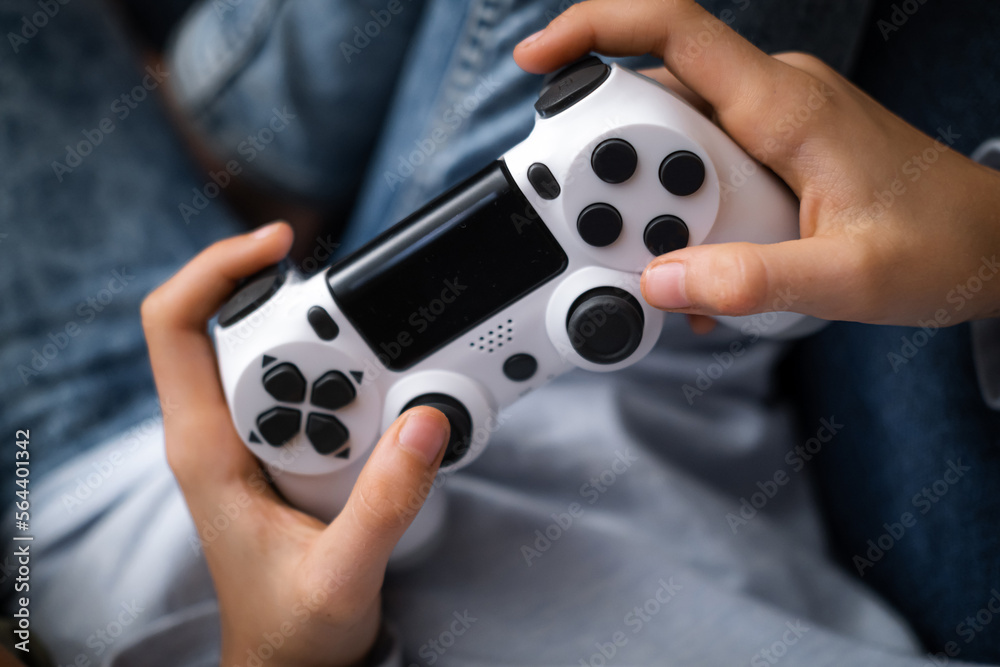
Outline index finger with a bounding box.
[513,0,790,135]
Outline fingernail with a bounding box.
[398,411,449,465]
[252,222,282,239]
[644,262,691,309]
[518,29,545,48]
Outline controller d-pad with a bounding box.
[257,407,301,446]
[311,371,356,410]
[263,363,307,403]
[591,139,637,184]
[305,413,350,455]
[577,203,622,247]
[659,151,705,196]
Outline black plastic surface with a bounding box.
[527,162,561,199]
[256,407,301,447]
[503,353,538,381]
[577,203,623,247]
[591,139,637,184]
[262,363,307,403]
[307,306,340,341]
[311,371,357,411]
[305,413,350,455]
[535,56,611,119]
[644,215,690,256]
[218,263,284,328]
[659,151,706,196]
[566,287,644,365]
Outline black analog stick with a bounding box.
[402,394,473,466]
[566,287,644,365]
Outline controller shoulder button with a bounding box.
[218,264,284,328]
[644,215,690,256]
[527,162,561,200]
[257,407,301,446]
[503,353,538,381]
[307,306,340,341]
[305,413,350,455]
[577,203,623,247]
[263,363,307,403]
[591,139,637,184]
[659,151,705,196]
[312,371,357,410]
[534,56,610,119]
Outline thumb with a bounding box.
[641,236,865,321]
[315,407,450,573]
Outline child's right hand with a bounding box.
[515,0,1000,327]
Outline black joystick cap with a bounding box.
[644,215,690,256]
[566,287,644,365]
[591,139,637,184]
[402,393,473,467]
[218,262,286,328]
[535,56,611,119]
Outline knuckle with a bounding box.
[700,246,769,316]
[353,475,419,532]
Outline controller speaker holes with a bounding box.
[468,319,515,353]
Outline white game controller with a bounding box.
[213,57,818,557]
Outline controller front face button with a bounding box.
[217,263,284,328]
[644,215,690,256]
[262,363,307,403]
[502,353,538,382]
[402,394,473,466]
[659,151,706,196]
[577,203,623,247]
[591,139,637,184]
[534,56,611,119]
[307,306,340,341]
[256,407,302,446]
[527,162,561,200]
[566,287,645,365]
[311,371,357,411]
[305,413,350,455]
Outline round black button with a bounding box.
[566,287,644,365]
[591,139,637,184]
[503,354,538,382]
[577,203,622,247]
[659,151,705,196]
[644,215,690,256]
[403,394,473,466]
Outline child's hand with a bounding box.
[515,0,1000,326]
[141,223,449,667]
